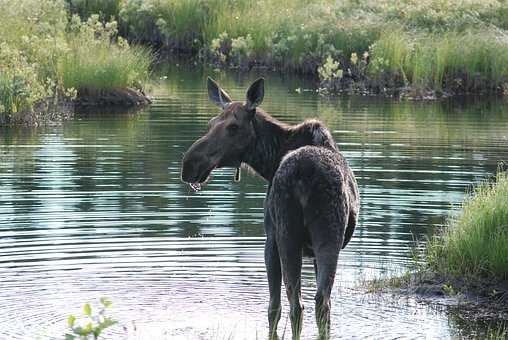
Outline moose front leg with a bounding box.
[265,235,281,339]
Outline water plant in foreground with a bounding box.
[66,297,116,340]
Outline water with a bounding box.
[1,67,507,339]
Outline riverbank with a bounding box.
[70,0,508,99]
[0,0,152,127]
[368,170,508,326]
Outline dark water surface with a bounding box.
[1,67,507,339]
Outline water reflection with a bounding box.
[0,66,507,339]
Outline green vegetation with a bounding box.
[66,297,116,340]
[0,0,151,124]
[369,169,508,302]
[426,170,508,280]
[62,15,152,93]
[3,0,508,123]
[107,0,508,95]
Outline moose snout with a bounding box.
[181,138,218,183]
[181,152,201,183]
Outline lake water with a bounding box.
[1,67,507,339]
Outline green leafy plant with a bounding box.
[66,297,117,340]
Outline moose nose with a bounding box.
[181,152,198,183]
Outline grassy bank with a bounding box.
[426,170,508,281]
[369,170,508,317]
[72,0,508,97]
[0,0,152,126]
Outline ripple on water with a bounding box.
[1,70,508,339]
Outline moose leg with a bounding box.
[265,236,281,339]
[313,259,318,283]
[278,233,304,340]
[314,247,339,339]
[307,213,345,340]
[264,206,282,339]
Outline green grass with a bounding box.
[426,170,508,280]
[61,44,151,92]
[111,0,508,92]
[368,29,508,92]
[62,16,152,91]
[0,0,152,119]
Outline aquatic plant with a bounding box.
[426,170,508,280]
[66,297,116,340]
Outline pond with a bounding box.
[1,66,507,339]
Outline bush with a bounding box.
[66,0,121,21]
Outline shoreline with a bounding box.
[156,52,508,100]
[0,88,150,128]
[367,270,508,324]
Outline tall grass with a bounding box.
[61,44,152,91]
[62,16,152,91]
[426,170,508,280]
[113,0,508,92]
[369,30,508,92]
[0,0,153,119]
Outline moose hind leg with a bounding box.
[265,236,281,339]
[279,237,303,340]
[308,216,345,340]
[275,204,304,339]
[314,248,339,339]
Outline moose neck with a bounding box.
[243,110,290,182]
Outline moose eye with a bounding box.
[227,124,239,134]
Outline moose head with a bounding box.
[181,77,264,191]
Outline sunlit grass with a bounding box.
[369,30,508,91]
[61,39,152,91]
[114,0,508,91]
[0,0,153,118]
[426,170,508,280]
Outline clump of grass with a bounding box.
[0,0,153,121]
[61,15,152,92]
[369,30,508,92]
[426,170,508,280]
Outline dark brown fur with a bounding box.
[181,78,360,340]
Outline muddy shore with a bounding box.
[368,270,508,326]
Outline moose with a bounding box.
[181,77,360,339]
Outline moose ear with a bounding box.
[245,78,264,111]
[207,77,232,109]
